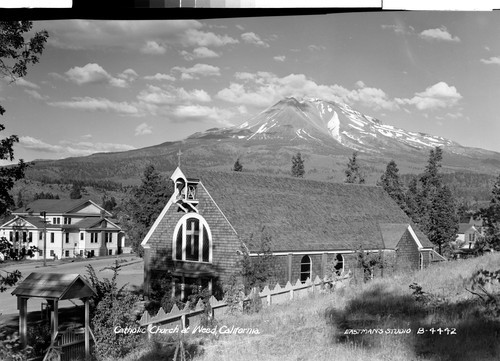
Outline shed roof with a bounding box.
[11,273,96,300]
[177,168,433,252]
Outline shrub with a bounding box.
[92,291,143,360]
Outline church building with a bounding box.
[141,167,436,298]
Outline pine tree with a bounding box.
[427,185,459,255]
[233,158,243,172]
[121,165,173,255]
[70,183,83,199]
[406,147,458,256]
[377,160,407,213]
[15,190,23,209]
[344,151,365,184]
[480,173,500,250]
[291,152,305,178]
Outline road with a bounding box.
[0,255,144,316]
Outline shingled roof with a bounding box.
[11,273,96,300]
[178,168,433,253]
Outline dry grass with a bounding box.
[118,253,500,361]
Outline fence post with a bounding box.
[181,314,186,330]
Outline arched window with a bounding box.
[173,214,212,263]
[300,255,311,283]
[334,254,344,276]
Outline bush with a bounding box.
[92,291,143,360]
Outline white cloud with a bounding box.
[308,44,326,51]
[64,63,130,88]
[182,29,239,47]
[218,72,405,112]
[172,104,234,125]
[241,32,270,48]
[40,20,203,51]
[395,82,462,110]
[180,47,220,60]
[135,122,153,136]
[480,56,500,65]
[24,89,47,100]
[137,85,211,105]
[20,136,63,153]
[419,27,460,42]
[172,63,221,79]
[273,55,286,62]
[217,72,353,108]
[48,97,141,116]
[144,73,176,81]
[59,140,136,155]
[21,135,136,157]
[348,84,399,111]
[118,69,139,81]
[141,40,167,55]
[13,78,40,89]
[381,23,414,35]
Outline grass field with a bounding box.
[123,253,500,361]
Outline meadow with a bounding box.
[122,252,500,361]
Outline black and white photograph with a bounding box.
[1,6,500,361]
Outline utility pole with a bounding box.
[40,211,47,267]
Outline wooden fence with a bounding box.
[41,328,95,361]
[139,275,350,333]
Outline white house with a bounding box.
[0,199,125,260]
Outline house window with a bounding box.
[9,231,13,242]
[65,250,70,257]
[334,254,344,276]
[39,232,43,241]
[300,255,312,283]
[50,250,54,256]
[173,214,211,263]
[28,232,33,243]
[64,217,71,225]
[80,232,84,241]
[419,253,423,270]
[108,249,113,256]
[65,233,69,243]
[90,233,98,243]
[22,232,27,243]
[50,233,54,243]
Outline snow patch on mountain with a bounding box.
[327,112,342,143]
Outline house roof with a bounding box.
[458,223,477,234]
[14,199,109,216]
[11,272,96,300]
[176,168,433,253]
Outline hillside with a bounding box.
[118,253,500,361]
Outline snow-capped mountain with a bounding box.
[191,97,457,154]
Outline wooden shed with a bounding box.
[11,272,96,359]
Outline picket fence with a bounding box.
[139,275,350,333]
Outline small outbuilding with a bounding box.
[11,272,96,359]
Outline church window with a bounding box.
[173,214,211,263]
[300,255,311,283]
[334,254,344,275]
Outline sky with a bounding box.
[1,11,500,165]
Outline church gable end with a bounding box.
[144,170,240,296]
